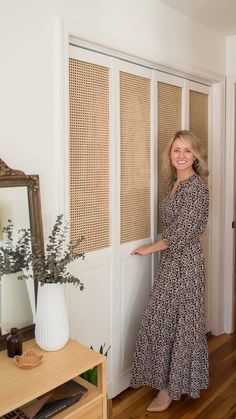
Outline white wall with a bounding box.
[0,0,226,373]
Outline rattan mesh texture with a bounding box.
[157,82,182,234]
[189,90,208,153]
[69,58,110,253]
[120,72,151,243]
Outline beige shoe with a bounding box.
[146,389,172,412]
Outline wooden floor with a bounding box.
[111,333,236,419]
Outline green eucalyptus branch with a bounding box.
[0,220,32,276]
[27,215,85,289]
[0,216,85,290]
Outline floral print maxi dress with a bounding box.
[130,174,209,400]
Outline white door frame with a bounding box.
[224,77,236,333]
[209,80,226,335]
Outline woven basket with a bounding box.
[14,349,43,369]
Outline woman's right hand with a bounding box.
[131,245,152,256]
[131,240,168,256]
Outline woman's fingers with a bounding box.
[131,246,148,255]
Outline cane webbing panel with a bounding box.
[189,90,208,153]
[120,72,151,244]
[157,82,182,234]
[69,58,110,253]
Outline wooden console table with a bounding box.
[0,338,107,418]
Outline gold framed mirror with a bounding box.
[0,159,44,350]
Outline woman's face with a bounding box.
[170,137,195,174]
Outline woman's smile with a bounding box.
[170,138,195,175]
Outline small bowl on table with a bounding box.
[14,349,43,369]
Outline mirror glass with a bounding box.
[0,159,44,349]
[0,187,35,334]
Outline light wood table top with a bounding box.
[0,338,105,416]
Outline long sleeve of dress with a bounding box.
[160,179,209,251]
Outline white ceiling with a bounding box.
[158,0,236,36]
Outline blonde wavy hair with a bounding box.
[162,130,209,182]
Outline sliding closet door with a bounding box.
[68,47,113,388]
[112,61,153,396]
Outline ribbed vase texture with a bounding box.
[35,283,69,351]
[1,271,33,332]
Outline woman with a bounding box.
[130,130,209,412]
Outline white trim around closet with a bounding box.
[224,77,236,334]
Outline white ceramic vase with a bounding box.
[35,283,70,351]
[1,271,33,332]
